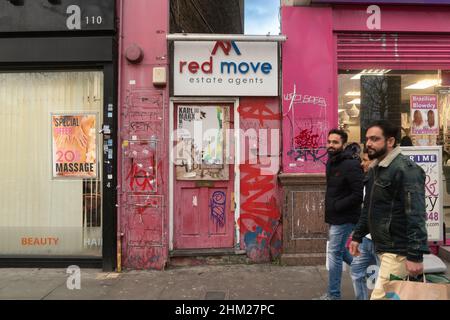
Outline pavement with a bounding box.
[0,261,448,300]
[0,264,355,300]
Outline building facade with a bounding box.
[0,0,118,270]
[280,1,450,264]
[0,0,285,271]
[5,0,447,272]
[117,0,285,270]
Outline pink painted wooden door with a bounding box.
[173,103,235,249]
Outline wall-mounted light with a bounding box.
[405,79,440,90]
[125,44,144,64]
[347,98,361,105]
[345,91,360,97]
[351,69,391,80]
[8,0,25,6]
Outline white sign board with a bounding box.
[401,146,443,242]
[173,41,278,96]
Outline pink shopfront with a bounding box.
[117,0,284,270]
[280,2,450,265]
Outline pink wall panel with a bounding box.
[180,189,200,236]
[118,0,169,270]
[281,6,337,173]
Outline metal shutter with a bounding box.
[337,33,450,70]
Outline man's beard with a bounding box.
[327,147,342,156]
[367,144,387,160]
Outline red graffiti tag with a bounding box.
[238,164,279,234]
[136,199,159,216]
[126,157,156,192]
[238,101,280,126]
[294,128,320,149]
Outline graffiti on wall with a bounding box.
[238,101,280,126]
[239,164,278,235]
[126,195,163,247]
[283,85,329,169]
[283,90,327,108]
[210,191,226,228]
[238,98,281,262]
[281,5,337,172]
[120,87,166,270]
[126,154,157,192]
[287,126,328,165]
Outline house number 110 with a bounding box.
[85,16,103,25]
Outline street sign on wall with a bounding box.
[173,41,278,96]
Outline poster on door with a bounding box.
[175,105,229,180]
[51,113,97,178]
[400,146,443,242]
[410,94,438,135]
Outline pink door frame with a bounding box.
[172,103,235,250]
[169,98,241,252]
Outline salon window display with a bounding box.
[337,71,443,145]
[411,95,438,136]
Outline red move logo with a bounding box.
[179,41,272,76]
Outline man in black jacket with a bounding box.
[349,121,429,300]
[319,129,364,300]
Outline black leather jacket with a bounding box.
[352,147,430,262]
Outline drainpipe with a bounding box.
[116,0,125,273]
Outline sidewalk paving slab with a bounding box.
[1,259,447,300]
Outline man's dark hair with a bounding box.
[345,142,362,160]
[366,120,399,146]
[400,135,413,146]
[328,129,348,144]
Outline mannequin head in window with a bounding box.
[427,110,435,128]
[412,110,423,127]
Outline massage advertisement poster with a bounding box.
[51,113,97,178]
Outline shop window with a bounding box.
[338,70,447,148]
[0,71,103,256]
[339,70,450,200]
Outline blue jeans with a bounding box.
[327,223,355,299]
[350,237,379,300]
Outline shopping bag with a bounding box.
[384,274,450,300]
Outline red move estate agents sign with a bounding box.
[173,41,278,96]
